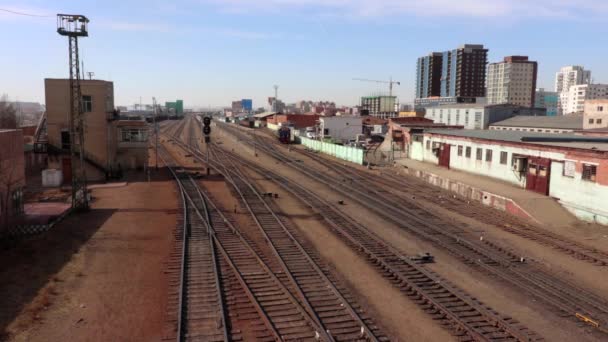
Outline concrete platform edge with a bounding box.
[397,166,540,224]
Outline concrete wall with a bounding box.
[300,136,364,165]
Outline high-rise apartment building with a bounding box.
[555,66,592,115]
[555,66,591,93]
[415,52,443,99]
[486,56,537,107]
[440,44,488,98]
[563,84,608,114]
[414,44,487,109]
[535,88,559,116]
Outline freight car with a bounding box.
[239,119,254,128]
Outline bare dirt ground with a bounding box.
[213,124,605,341]
[1,161,176,342]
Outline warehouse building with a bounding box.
[418,129,608,224]
[425,104,546,129]
[489,114,583,134]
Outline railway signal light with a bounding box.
[203,116,211,143]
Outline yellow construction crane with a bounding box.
[353,77,401,97]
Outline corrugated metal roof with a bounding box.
[427,129,608,152]
[490,114,583,129]
[252,112,276,118]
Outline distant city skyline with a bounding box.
[1,0,608,107]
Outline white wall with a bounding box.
[320,116,362,142]
[420,134,608,223]
[550,162,608,224]
[422,135,564,187]
[410,141,424,161]
[425,106,485,129]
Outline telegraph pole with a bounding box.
[57,14,90,210]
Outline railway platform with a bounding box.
[394,158,579,228]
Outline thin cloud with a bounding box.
[97,18,282,40]
[98,20,173,32]
[201,0,608,19]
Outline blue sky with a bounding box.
[1,0,608,108]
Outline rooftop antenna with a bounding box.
[86,72,94,80]
[57,13,90,210]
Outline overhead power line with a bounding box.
[0,8,54,17]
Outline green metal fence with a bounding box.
[299,136,364,165]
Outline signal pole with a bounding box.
[57,14,90,210]
[153,97,159,170]
[203,116,212,175]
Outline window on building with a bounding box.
[598,119,603,124]
[323,128,329,135]
[426,140,431,150]
[485,149,493,162]
[82,95,93,112]
[500,151,508,165]
[465,146,471,158]
[120,128,148,142]
[11,188,23,215]
[61,131,70,150]
[476,148,482,160]
[457,145,463,156]
[563,160,576,178]
[589,119,595,124]
[582,164,597,182]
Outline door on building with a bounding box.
[526,157,551,195]
[438,143,451,169]
[62,157,72,184]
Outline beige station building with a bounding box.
[44,78,148,182]
[583,99,608,130]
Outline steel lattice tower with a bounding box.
[57,14,90,210]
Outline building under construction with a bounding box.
[361,95,398,119]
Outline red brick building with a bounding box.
[267,114,320,129]
[0,129,25,228]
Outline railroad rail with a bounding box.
[209,146,386,341]
[164,118,539,341]
[159,141,335,341]
[215,121,608,336]
[292,145,608,267]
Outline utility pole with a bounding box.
[273,84,279,112]
[57,14,90,210]
[153,97,158,170]
[86,71,94,80]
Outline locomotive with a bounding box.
[277,126,291,144]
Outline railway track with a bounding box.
[209,146,386,341]
[215,121,608,337]
[290,145,608,267]
[164,117,539,341]
[160,126,373,341]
